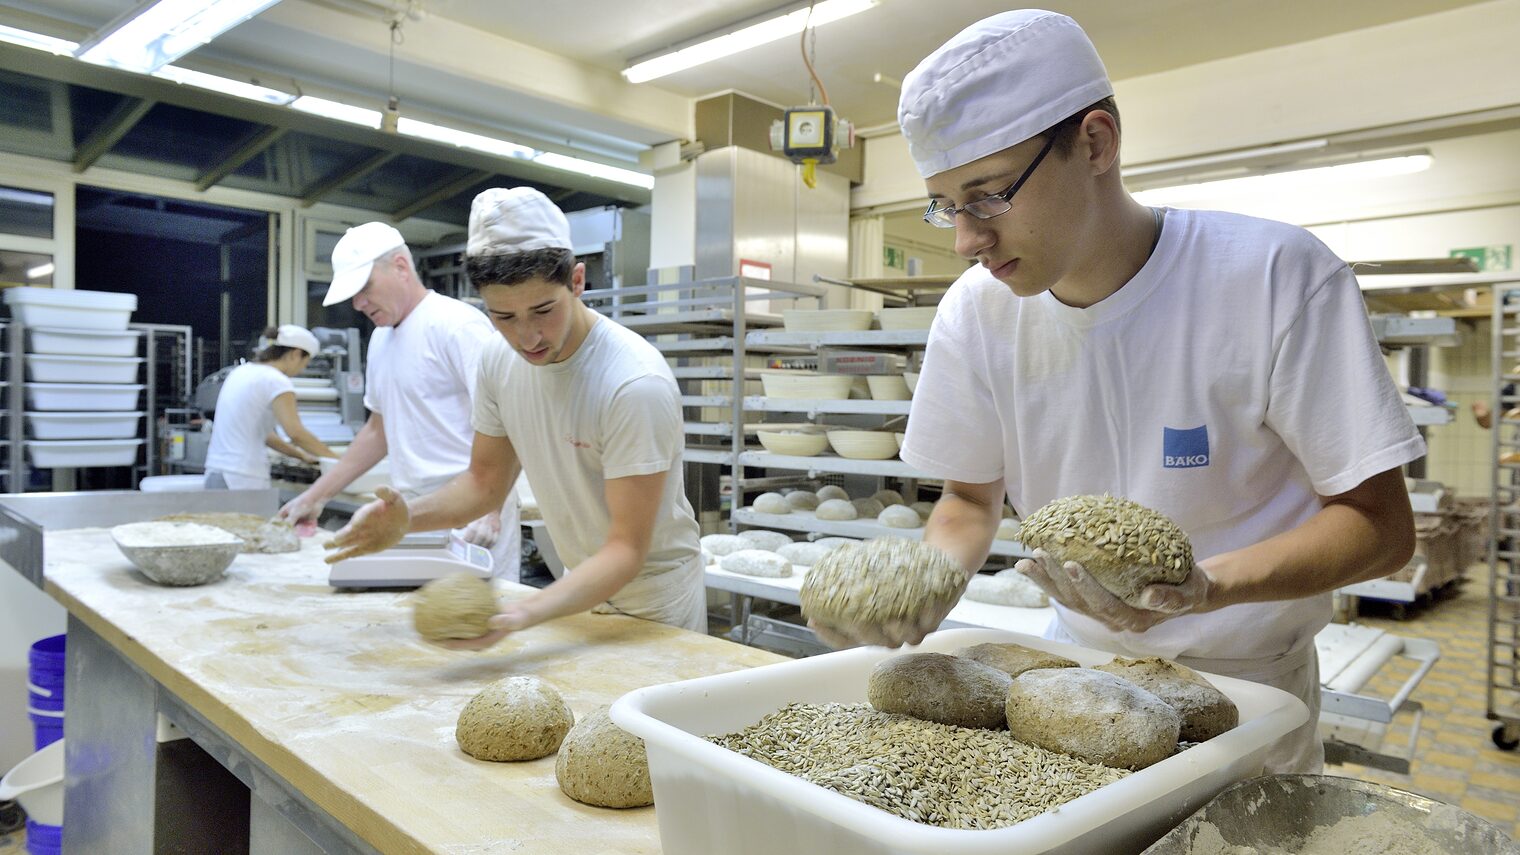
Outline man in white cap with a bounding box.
[277,221,520,578]
[817,10,1423,773]
[325,187,707,637]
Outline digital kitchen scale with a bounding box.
[328,531,492,589]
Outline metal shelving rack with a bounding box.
[1489,280,1520,751]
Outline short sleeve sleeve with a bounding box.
[899,288,1006,484]
[362,330,387,413]
[600,375,682,480]
[264,369,295,402]
[444,312,495,400]
[471,343,510,438]
[1264,267,1425,495]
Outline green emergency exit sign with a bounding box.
[1451,245,1513,271]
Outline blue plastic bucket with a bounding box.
[27,635,65,672]
[28,690,64,713]
[25,819,62,855]
[27,709,62,751]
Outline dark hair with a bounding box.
[1048,96,1120,158]
[253,326,300,363]
[467,248,574,290]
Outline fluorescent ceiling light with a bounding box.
[77,0,282,74]
[0,188,54,207]
[154,64,295,105]
[623,0,877,83]
[291,95,380,128]
[0,24,78,55]
[397,118,535,159]
[26,262,55,279]
[532,152,653,189]
[1133,153,1433,207]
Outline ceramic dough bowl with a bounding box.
[782,309,874,333]
[878,307,938,331]
[827,430,900,461]
[903,372,919,394]
[865,375,911,401]
[760,372,855,400]
[757,430,830,457]
[111,523,243,586]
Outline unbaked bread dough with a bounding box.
[776,541,835,567]
[910,501,935,519]
[816,485,849,502]
[158,512,298,554]
[872,489,904,507]
[555,705,653,808]
[1005,668,1180,769]
[815,499,859,521]
[1094,657,1238,742]
[953,642,1077,678]
[700,533,749,557]
[752,492,791,514]
[456,676,574,761]
[867,652,1012,729]
[963,573,1047,607]
[851,497,885,518]
[737,529,793,552]
[784,490,821,510]
[814,536,859,549]
[877,505,923,529]
[412,573,497,641]
[720,549,792,578]
[800,538,965,630]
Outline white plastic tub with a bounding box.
[4,287,137,331]
[27,438,144,468]
[28,326,143,357]
[26,411,144,440]
[0,738,63,826]
[26,382,143,411]
[611,628,1308,855]
[26,354,143,384]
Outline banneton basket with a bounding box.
[611,628,1308,855]
[783,309,875,332]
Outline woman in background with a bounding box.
[204,325,338,489]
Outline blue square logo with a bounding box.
[1163,425,1210,469]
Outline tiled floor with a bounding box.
[2,565,1516,851]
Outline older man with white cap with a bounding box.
[278,221,519,578]
[815,10,1423,773]
[325,187,706,638]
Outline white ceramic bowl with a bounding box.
[878,307,938,331]
[760,372,855,400]
[782,309,874,333]
[757,431,830,457]
[865,375,911,401]
[826,430,900,460]
[903,372,919,394]
[111,522,243,586]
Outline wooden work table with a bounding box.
[39,527,784,854]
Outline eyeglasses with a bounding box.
[922,133,1058,229]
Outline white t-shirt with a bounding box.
[901,208,1425,665]
[364,290,496,495]
[472,317,701,584]
[205,362,294,482]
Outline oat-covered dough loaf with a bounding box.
[1094,656,1238,742]
[815,499,859,521]
[700,533,749,557]
[851,497,886,518]
[456,676,574,762]
[412,573,497,641]
[784,490,821,511]
[738,529,794,552]
[872,489,904,507]
[1006,668,1180,770]
[555,706,653,808]
[877,505,923,529]
[800,538,965,631]
[954,642,1077,678]
[816,485,849,502]
[157,512,298,554]
[720,549,792,578]
[752,492,791,514]
[868,653,1012,729]
[963,573,1046,607]
[1017,494,1192,606]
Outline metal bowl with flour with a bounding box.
[110,521,244,586]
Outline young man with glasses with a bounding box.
[813,10,1423,774]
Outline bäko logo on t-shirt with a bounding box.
[1163,425,1210,469]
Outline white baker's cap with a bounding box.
[322,222,406,306]
[898,10,1113,178]
[467,187,572,257]
[266,324,320,356]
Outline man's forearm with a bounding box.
[923,492,999,578]
[307,418,386,500]
[512,540,645,627]
[407,469,506,534]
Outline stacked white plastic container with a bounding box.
[4,287,146,470]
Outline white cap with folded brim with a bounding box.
[467,187,572,257]
[322,221,406,306]
[898,9,1114,179]
[263,324,320,356]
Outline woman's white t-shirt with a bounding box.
[205,362,294,483]
[900,208,1425,665]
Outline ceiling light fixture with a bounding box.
[26,262,56,279]
[622,0,878,84]
[0,24,78,55]
[154,64,296,105]
[77,0,283,74]
[532,151,654,189]
[290,95,381,128]
[1132,152,1434,207]
[397,118,535,159]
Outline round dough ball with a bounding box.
[1018,494,1193,606]
[751,492,791,515]
[877,505,923,529]
[814,536,859,549]
[816,485,849,502]
[456,676,574,762]
[872,489,904,507]
[1006,669,1180,770]
[815,499,859,521]
[868,652,1011,729]
[851,498,885,518]
[801,538,965,629]
[995,519,1022,541]
[953,642,1077,678]
[1094,657,1239,742]
[413,573,497,641]
[700,533,749,557]
[720,549,792,578]
[776,541,834,567]
[737,529,794,552]
[784,490,820,511]
[963,573,1047,607]
[910,501,935,519]
[555,706,653,808]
